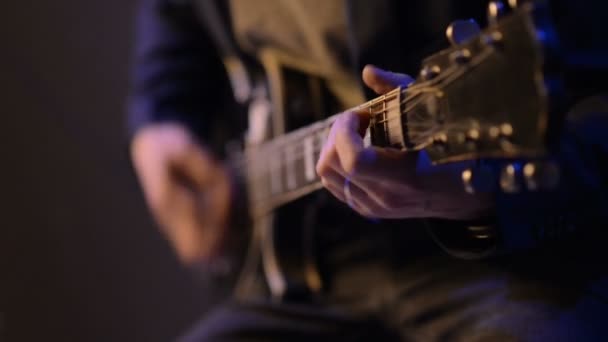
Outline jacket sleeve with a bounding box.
[427,101,608,259]
[127,0,237,150]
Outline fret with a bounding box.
[285,144,297,191]
[363,127,372,148]
[303,136,315,181]
[293,153,308,190]
[269,154,282,195]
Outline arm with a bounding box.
[317,66,608,259]
[128,0,237,264]
[128,0,235,149]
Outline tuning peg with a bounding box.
[420,65,441,81]
[499,163,521,193]
[462,164,496,194]
[507,0,531,9]
[487,1,508,25]
[523,161,560,191]
[463,128,481,151]
[446,19,481,46]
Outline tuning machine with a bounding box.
[499,160,560,193]
[499,163,521,193]
[488,123,514,151]
[446,19,481,46]
[487,1,509,25]
[420,65,441,81]
[523,161,560,191]
[462,163,496,194]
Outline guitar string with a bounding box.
[236,89,429,166]
[241,118,471,182]
[244,53,476,154]
[233,92,432,173]
[252,78,448,152]
[242,123,470,186]
[239,82,455,170]
[238,84,462,176]
[240,47,493,163]
[244,100,483,200]
[235,46,496,198]
[235,88,468,177]
[235,48,495,199]
[244,122,473,205]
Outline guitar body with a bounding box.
[230,2,565,301]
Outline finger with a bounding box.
[316,113,341,177]
[362,64,414,95]
[333,111,375,175]
[316,111,366,177]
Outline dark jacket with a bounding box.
[128,0,608,260]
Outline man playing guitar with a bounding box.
[129,0,608,340]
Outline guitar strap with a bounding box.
[194,0,275,145]
[193,1,250,102]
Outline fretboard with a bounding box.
[234,116,366,215]
[233,88,405,216]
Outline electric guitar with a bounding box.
[227,1,564,300]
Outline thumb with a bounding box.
[362,65,414,95]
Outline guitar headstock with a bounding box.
[369,0,564,193]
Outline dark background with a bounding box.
[2,1,608,341]
[1,1,223,341]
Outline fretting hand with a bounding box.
[316,65,494,220]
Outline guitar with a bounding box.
[224,1,564,300]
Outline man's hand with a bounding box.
[316,65,493,220]
[131,123,233,264]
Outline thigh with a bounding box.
[384,254,608,342]
[178,299,400,342]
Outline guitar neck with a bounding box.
[237,88,407,216]
[238,116,358,215]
